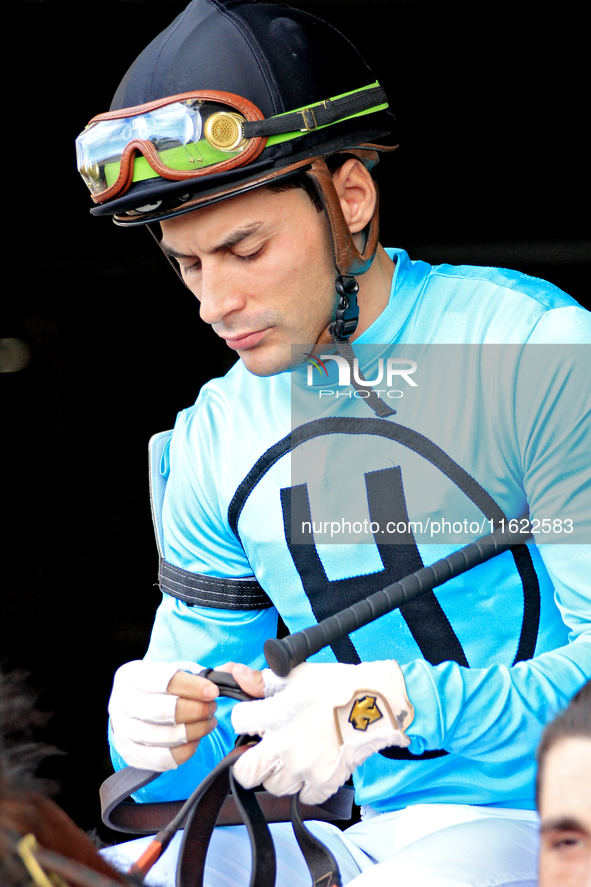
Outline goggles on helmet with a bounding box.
[76,83,389,205]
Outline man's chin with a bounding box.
[238,350,292,378]
[237,343,306,378]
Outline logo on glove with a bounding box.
[348,695,383,731]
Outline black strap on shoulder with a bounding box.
[333,338,396,418]
[159,559,274,610]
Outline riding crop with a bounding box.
[264,521,532,677]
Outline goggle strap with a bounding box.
[243,85,388,138]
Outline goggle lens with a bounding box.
[76,99,247,197]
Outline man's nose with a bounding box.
[197,266,246,326]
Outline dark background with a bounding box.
[3,0,589,838]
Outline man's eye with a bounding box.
[553,834,584,850]
[181,261,201,275]
[236,247,263,263]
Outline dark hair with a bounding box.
[267,170,325,212]
[536,680,591,808]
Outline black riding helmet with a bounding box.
[76,0,398,339]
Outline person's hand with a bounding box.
[226,662,266,698]
[230,661,414,805]
[108,660,221,770]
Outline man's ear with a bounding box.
[331,158,377,235]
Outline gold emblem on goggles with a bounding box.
[204,111,248,152]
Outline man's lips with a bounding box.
[220,329,269,350]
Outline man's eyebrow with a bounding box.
[159,242,194,260]
[160,221,264,260]
[541,816,588,833]
[212,221,264,252]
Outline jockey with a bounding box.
[76,1,591,885]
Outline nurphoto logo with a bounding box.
[304,353,418,400]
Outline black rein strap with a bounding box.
[100,672,353,886]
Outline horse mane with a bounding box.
[0,669,57,794]
[0,669,130,886]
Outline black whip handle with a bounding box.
[264,522,531,677]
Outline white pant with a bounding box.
[101,803,539,887]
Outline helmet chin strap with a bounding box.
[304,153,380,346]
[306,155,396,418]
[333,275,361,340]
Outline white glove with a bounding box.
[231,661,414,805]
[108,659,204,771]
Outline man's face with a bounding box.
[538,737,591,887]
[159,185,337,376]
